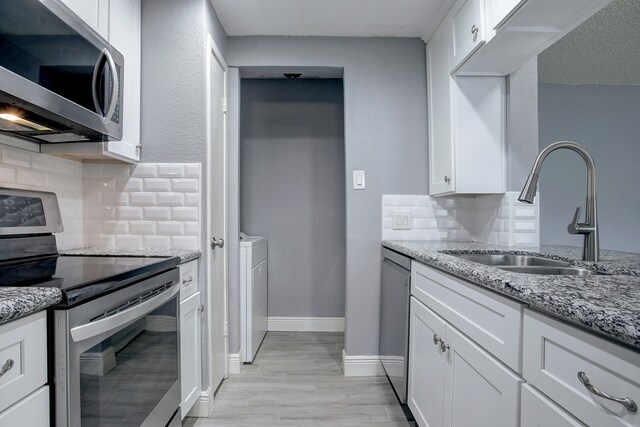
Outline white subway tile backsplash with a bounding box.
[381,192,539,246]
[170,235,199,249]
[143,178,171,192]
[17,168,45,186]
[129,192,156,206]
[121,177,144,192]
[157,192,185,206]
[0,165,17,182]
[102,192,130,206]
[2,146,31,168]
[115,235,144,248]
[143,235,171,249]
[171,207,199,221]
[117,206,144,220]
[131,164,157,178]
[184,164,201,178]
[184,193,199,206]
[157,221,184,235]
[184,221,199,235]
[157,164,184,178]
[129,221,156,235]
[143,207,172,220]
[171,179,199,192]
[102,220,129,234]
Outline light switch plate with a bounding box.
[392,210,412,230]
[353,170,365,190]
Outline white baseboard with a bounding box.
[342,349,385,377]
[267,316,345,332]
[228,353,241,374]
[79,346,116,376]
[185,387,212,418]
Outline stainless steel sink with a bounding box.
[498,266,606,276]
[451,253,608,276]
[453,253,570,268]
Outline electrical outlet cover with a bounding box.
[392,210,412,230]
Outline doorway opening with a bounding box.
[237,67,346,363]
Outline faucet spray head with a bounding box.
[518,173,539,204]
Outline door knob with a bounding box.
[211,237,224,249]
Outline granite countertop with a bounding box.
[0,287,62,325]
[382,240,640,351]
[60,248,202,264]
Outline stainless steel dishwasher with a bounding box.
[379,247,413,415]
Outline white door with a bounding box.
[521,384,585,427]
[408,297,447,427]
[206,36,228,392]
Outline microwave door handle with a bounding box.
[91,49,107,116]
[70,282,178,343]
[102,48,119,124]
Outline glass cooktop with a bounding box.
[0,255,180,307]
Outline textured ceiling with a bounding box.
[538,0,640,85]
[210,0,453,41]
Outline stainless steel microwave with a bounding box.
[0,0,124,144]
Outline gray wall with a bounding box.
[538,83,640,253]
[141,0,228,388]
[227,36,429,356]
[240,79,346,318]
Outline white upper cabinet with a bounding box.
[104,0,141,162]
[44,0,141,163]
[453,0,613,75]
[59,0,109,39]
[427,20,505,196]
[451,0,487,72]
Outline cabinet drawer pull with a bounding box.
[182,276,193,285]
[577,371,637,412]
[471,24,479,35]
[444,175,451,184]
[440,341,450,353]
[0,359,14,378]
[433,334,442,345]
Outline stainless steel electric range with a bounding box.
[0,187,182,427]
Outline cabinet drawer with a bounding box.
[179,260,198,301]
[523,309,640,427]
[411,261,523,372]
[521,384,585,427]
[452,0,486,71]
[0,311,47,412]
[0,386,49,426]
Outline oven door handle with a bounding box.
[70,282,179,343]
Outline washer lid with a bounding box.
[240,235,267,247]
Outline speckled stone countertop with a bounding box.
[0,287,62,325]
[382,240,640,351]
[60,248,202,264]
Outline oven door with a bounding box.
[53,269,181,427]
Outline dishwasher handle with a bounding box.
[70,281,178,343]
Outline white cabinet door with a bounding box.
[442,325,522,427]
[60,0,109,39]
[521,384,585,427]
[408,297,447,427]
[451,0,486,71]
[180,291,202,418]
[0,386,49,426]
[104,0,141,162]
[427,24,454,195]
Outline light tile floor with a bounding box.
[183,332,415,426]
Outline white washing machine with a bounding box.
[240,235,268,363]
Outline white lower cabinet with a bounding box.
[179,260,202,419]
[409,296,522,427]
[0,311,49,425]
[521,384,585,427]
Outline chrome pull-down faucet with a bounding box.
[518,141,599,262]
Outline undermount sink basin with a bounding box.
[453,253,570,268]
[498,266,607,276]
[452,253,608,276]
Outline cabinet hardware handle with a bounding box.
[577,371,637,412]
[182,277,193,285]
[198,305,205,312]
[0,359,14,378]
[433,334,442,345]
[444,175,451,184]
[440,341,450,353]
[471,24,479,35]
[211,237,224,249]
